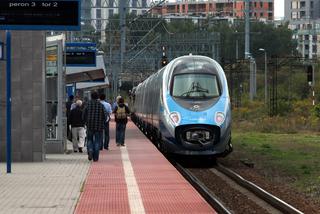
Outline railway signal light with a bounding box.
[161,55,168,67]
[307,65,313,85]
[161,45,168,67]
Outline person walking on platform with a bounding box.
[113,97,130,147]
[70,95,81,111]
[112,95,121,111]
[100,94,112,150]
[68,100,86,153]
[66,95,74,141]
[83,92,108,161]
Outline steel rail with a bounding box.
[173,162,232,214]
[216,163,304,214]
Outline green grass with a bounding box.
[232,131,320,198]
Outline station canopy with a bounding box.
[66,55,109,89]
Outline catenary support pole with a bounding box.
[6,31,11,173]
[244,0,250,59]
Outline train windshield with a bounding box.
[172,74,220,99]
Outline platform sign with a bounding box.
[0,0,80,30]
[46,45,58,76]
[65,51,96,67]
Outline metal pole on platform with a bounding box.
[6,31,11,173]
[119,0,126,97]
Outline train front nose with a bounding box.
[187,130,210,144]
[176,125,220,150]
[191,132,201,141]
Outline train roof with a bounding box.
[170,55,220,75]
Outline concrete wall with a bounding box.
[0,31,45,162]
[284,0,291,21]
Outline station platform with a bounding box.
[75,121,216,214]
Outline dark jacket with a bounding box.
[66,100,73,121]
[68,106,85,128]
[113,103,130,124]
[83,99,107,131]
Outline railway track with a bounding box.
[173,161,304,214]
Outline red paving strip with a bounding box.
[74,130,130,214]
[125,122,216,214]
[75,121,216,214]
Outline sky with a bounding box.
[274,0,284,19]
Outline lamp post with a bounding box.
[259,48,267,104]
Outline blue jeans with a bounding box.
[116,122,126,145]
[100,122,110,149]
[87,130,102,161]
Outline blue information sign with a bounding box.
[66,51,96,67]
[0,0,80,30]
[65,42,97,67]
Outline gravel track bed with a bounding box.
[190,168,271,214]
[218,156,320,214]
[189,155,320,214]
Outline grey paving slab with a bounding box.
[0,154,90,214]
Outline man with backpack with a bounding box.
[83,92,108,161]
[113,97,130,146]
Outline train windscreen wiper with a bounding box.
[179,82,209,97]
[179,90,208,97]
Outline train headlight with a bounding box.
[169,111,181,125]
[215,112,225,125]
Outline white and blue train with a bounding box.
[131,55,232,156]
